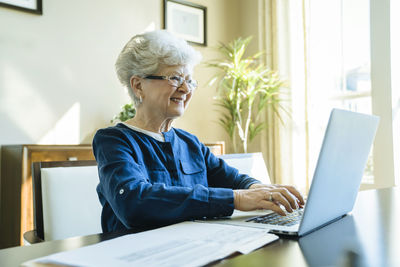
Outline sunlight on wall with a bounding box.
[0,66,55,141]
[143,22,156,32]
[391,0,400,186]
[38,102,81,144]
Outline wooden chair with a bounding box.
[24,149,266,244]
[25,160,102,244]
[218,152,271,184]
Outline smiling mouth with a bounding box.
[170,97,185,103]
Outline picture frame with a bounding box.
[0,0,42,15]
[164,0,207,46]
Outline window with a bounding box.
[308,0,373,185]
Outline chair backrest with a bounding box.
[32,160,102,241]
[218,152,271,184]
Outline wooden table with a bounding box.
[0,187,399,267]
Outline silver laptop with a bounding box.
[208,109,379,236]
[298,215,367,266]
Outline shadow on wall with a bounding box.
[0,54,84,144]
[0,113,35,145]
[0,49,114,146]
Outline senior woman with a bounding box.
[93,30,304,233]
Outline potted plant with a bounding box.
[207,37,284,153]
[111,103,136,123]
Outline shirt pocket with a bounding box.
[146,164,171,185]
[179,160,207,186]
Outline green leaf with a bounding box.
[206,35,287,149]
[111,103,136,123]
[249,122,266,141]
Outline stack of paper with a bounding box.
[23,221,278,267]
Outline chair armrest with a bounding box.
[23,230,44,245]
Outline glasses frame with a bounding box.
[144,75,198,90]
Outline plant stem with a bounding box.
[233,130,238,153]
[243,101,252,154]
[233,78,246,153]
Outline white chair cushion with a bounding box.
[218,152,271,184]
[41,165,102,241]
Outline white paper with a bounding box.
[24,221,278,267]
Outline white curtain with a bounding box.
[258,0,311,193]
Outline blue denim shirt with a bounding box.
[92,124,260,232]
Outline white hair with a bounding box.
[115,30,202,105]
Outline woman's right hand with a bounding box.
[233,186,304,216]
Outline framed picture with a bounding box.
[164,0,207,46]
[0,0,42,15]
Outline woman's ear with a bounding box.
[130,76,142,98]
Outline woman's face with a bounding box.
[140,64,194,120]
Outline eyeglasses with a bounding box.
[144,75,198,90]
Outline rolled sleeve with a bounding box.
[207,187,235,217]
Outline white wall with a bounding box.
[0,0,158,144]
[0,0,241,148]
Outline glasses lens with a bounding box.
[187,79,198,89]
[168,76,183,87]
[167,76,197,90]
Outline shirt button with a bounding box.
[119,188,124,195]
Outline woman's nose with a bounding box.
[177,82,192,93]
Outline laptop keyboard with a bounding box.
[246,209,304,226]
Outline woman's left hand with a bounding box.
[249,183,305,207]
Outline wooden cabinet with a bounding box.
[0,145,94,248]
[204,142,225,156]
